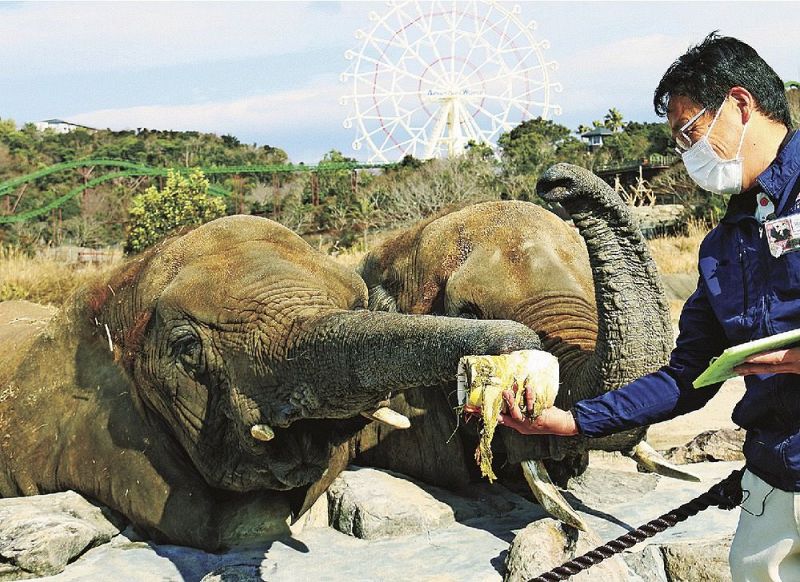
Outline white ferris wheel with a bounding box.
[340,0,561,163]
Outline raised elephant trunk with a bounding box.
[281,310,543,423]
[537,163,672,399]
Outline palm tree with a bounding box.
[603,108,624,132]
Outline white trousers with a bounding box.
[729,469,800,582]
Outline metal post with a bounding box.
[311,173,319,206]
[272,173,281,218]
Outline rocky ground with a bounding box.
[1,424,746,582]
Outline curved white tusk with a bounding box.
[521,459,588,532]
[361,407,411,429]
[628,441,701,482]
[251,424,275,442]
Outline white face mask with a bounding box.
[681,103,749,195]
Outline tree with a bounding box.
[498,117,571,176]
[125,168,226,253]
[603,107,624,132]
[601,121,672,162]
[465,140,497,162]
[787,87,800,129]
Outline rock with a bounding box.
[632,204,685,239]
[0,491,122,579]
[1,461,743,581]
[34,535,206,581]
[289,488,329,535]
[200,564,262,581]
[663,429,745,464]
[327,467,455,539]
[660,536,733,581]
[503,518,630,582]
[421,480,533,523]
[566,466,660,507]
[622,545,669,582]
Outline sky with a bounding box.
[1,1,799,164]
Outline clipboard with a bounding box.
[693,327,800,388]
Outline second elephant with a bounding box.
[355,164,694,528]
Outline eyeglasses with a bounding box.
[674,107,707,153]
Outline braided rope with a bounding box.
[529,468,745,582]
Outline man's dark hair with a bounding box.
[654,31,791,128]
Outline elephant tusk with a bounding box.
[250,424,276,442]
[521,459,589,532]
[361,407,411,430]
[628,440,701,482]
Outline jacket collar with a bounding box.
[757,129,800,216]
[722,129,799,224]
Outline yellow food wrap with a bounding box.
[457,350,559,482]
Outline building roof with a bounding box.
[581,127,614,138]
[38,119,96,130]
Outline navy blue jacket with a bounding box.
[573,130,800,492]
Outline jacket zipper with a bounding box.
[738,243,749,316]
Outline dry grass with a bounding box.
[1,219,708,311]
[646,218,709,275]
[0,246,122,306]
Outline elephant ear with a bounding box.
[79,243,175,371]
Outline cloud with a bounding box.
[68,74,347,137]
[549,34,692,122]
[0,1,378,74]
[559,34,689,78]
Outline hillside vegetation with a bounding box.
[0,113,682,251]
[2,89,798,253]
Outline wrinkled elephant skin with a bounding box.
[0,215,543,549]
[356,165,675,494]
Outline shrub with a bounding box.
[125,169,226,253]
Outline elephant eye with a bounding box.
[170,331,203,372]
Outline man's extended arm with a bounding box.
[500,277,730,436]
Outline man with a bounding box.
[499,32,800,582]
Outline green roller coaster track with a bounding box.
[0,159,393,224]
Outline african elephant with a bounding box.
[0,215,544,550]
[355,163,695,528]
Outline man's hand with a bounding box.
[734,347,800,375]
[497,389,579,435]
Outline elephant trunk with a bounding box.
[284,310,542,421]
[537,164,672,401]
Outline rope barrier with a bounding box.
[529,467,744,582]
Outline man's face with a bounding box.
[667,94,745,160]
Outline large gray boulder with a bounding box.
[0,459,743,581]
[327,467,455,539]
[622,545,668,582]
[0,491,121,579]
[503,518,630,582]
[661,537,733,582]
[663,429,745,464]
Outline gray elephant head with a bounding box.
[0,215,542,549]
